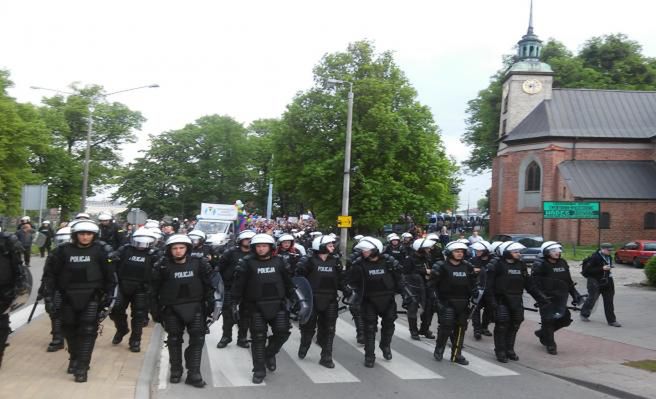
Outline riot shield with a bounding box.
[207,271,225,326]
[2,265,33,314]
[535,277,569,321]
[35,232,47,248]
[291,276,313,325]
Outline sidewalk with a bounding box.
[0,307,156,399]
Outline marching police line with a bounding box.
[1,217,587,389]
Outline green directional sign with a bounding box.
[543,201,600,219]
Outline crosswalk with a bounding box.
[155,315,519,390]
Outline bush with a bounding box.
[645,256,656,286]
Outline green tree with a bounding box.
[273,41,458,232]
[463,34,656,173]
[0,70,49,216]
[116,115,256,219]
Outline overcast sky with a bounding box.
[3,0,655,211]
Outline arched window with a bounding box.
[645,212,656,229]
[525,161,541,192]
[600,212,611,229]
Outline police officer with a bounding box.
[347,236,365,344]
[580,243,621,327]
[109,228,159,352]
[384,233,406,263]
[296,235,345,368]
[151,234,215,388]
[400,232,414,254]
[275,233,303,275]
[403,238,436,340]
[42,220,117,382]
[231,233,295,384]
[470,240,493,340]
[349,237,405,368]
[188,229,211,261]
[98,213,124,251]
[214,230,255,349]
[38,226,72,352]
[431,241,476,365]
[531,241,585,355]
[0,229,26,368]
[485,241,548,362]
[38,220,55,257]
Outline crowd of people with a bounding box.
[0,213,621,388]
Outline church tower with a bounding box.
[498,0,554,140]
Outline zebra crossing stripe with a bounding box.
[335,318,443,380]
[205,320,266,387]
[282,326,360,384]
[158,332,169,390]
[392,322,519,377]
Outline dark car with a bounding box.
[490,233,544,265]
[615,240,656,267]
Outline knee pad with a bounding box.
[439,306,456,328]
[79,323,97,337]
[250,313,268,334]
[166,334,183,347]
[496,305,510,324]
[272,311,291,334]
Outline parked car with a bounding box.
[615,240,656,267]
[490,233,544,265]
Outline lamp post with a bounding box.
[31,84,159,212]
[326,78,354,263]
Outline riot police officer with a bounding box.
[42,220,117,382]
[275,233,303,275]
[347,236,365,344]
[403,238,436,340]
[431,241,476,365]
[231,233,295,384]
[98,213,124,251]
[470,240,493,340]
[188,229,211,261]
[400,232,414,254]
[531,241,585,355]
[109,228,159,352]
[384,233,406,263]
[38,226,72,352]
[0,230,27,368]
[485,241,548,362]
[151,234,216,388]
[296,235,345,368]
[349,237,405,368]
[214,230,255,349]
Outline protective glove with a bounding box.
[342,286,353,299]
[572,294,585,307]
[44,296,54,314]
[232,303,240,322]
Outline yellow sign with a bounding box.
[337,215,352,228]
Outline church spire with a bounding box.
[517,0,542,60]
[527,0,534,35]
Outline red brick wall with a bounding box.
[490,144,656,245]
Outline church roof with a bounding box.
[504,89,656,143]
[558,160,656,200]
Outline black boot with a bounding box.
[298,331,313,359]
[111,314,129,345]
[265,355,276,372]
[506,326,519,361]
[47,335,65,352]
[364,356,375,368]
[74,369,88,383]
[67,359,78,374]
[319,353,335,368]
[421,328,435,339]
[434,328,449,361]
[252,370,266,384]
[493,324,508,363]
[495,351,508,363]
[363,326,376,367]
[168,345,183,384]
[433,345,445,361]
[129,340,141,353]
[408,317,420,340]
[185,370,206,388]
[216,336,232,348]
[112,327,129,345]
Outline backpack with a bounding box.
[580,255,593,278]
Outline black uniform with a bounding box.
[346,251,365,344]
[431,258,476,364]
[531,257,583,355]
[0,232,25,368]
[275,246,302,276]
[214,246,250,347]
[295,253,345,367]
[43,241,116,382]
[39,253,65,352]
[109,244,158,352]
[99,223,124,251]
[232,254,295,383]
[402,251,435,339]
[471,255,493,338]
[383,243,406,263]
[349,254,404,367]
[189,244,211,261]
[38,224,55,257]
[580,251,618,324]
[485,256,546,362]
[151,255,215,387]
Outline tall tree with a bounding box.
[463,34,656,173]
[273,40,458,232]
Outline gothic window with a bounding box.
[645,212,656,229]
[502,119,507,135]
[524,161,540,191]
[600,212,611,229]
[503,94,509,114]
[529,46,534,57]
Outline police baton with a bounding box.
[27,298,40,323]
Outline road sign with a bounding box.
[127,208,148,225]
[543,201,600,219]
[337,215,352,228]
[21,184,48,211]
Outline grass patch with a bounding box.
[623,360,656,372]
[561,244,599,261]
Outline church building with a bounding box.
[488,6,656,245]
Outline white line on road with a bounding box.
[158,332,169,390]
[335,318,443,380]
[10,303,45,330]
[282,325,360,384]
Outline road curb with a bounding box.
[135,323,163,399]
[543,371,651,399]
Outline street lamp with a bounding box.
[326,78,354,263]
[31,84,159,212]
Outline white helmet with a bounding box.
[237,230,256,242]
[277,234,295,244]
[43,220,51,225]
[489,241,504,255]
[250,233,276,246]
[148,227,163,243]
[144,220,160,229]
[401,232,413,240]
[131,228,157,249]
[353,234,364,241]
[74,212,90,220]
[412,238,436,252]
[354,236,384,255]
[456,238,471,245]
[312,235,336,253]
[443,241,469,258]
[97,213,112,222]
[470,240,492,253]
[20,216,31,223]
[54,227,72,247]
[541,241,563,257]
[501,241,526,258]
[70,220,100,235]
[165,234,192,247]
[309,231,323,238]
[426,233,440,241]
[296,243,307,256]
[187,229,206,246]
[387,233,400,242]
